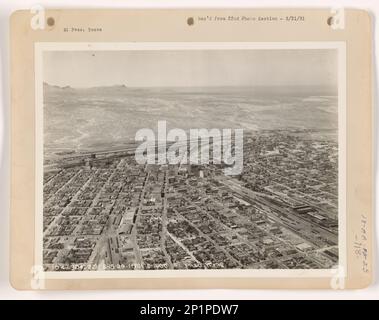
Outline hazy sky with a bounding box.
[43,49,337,88]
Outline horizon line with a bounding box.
[43,82,338,90]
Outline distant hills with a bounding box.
[43,82,128,92]
[42,82,336,94]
